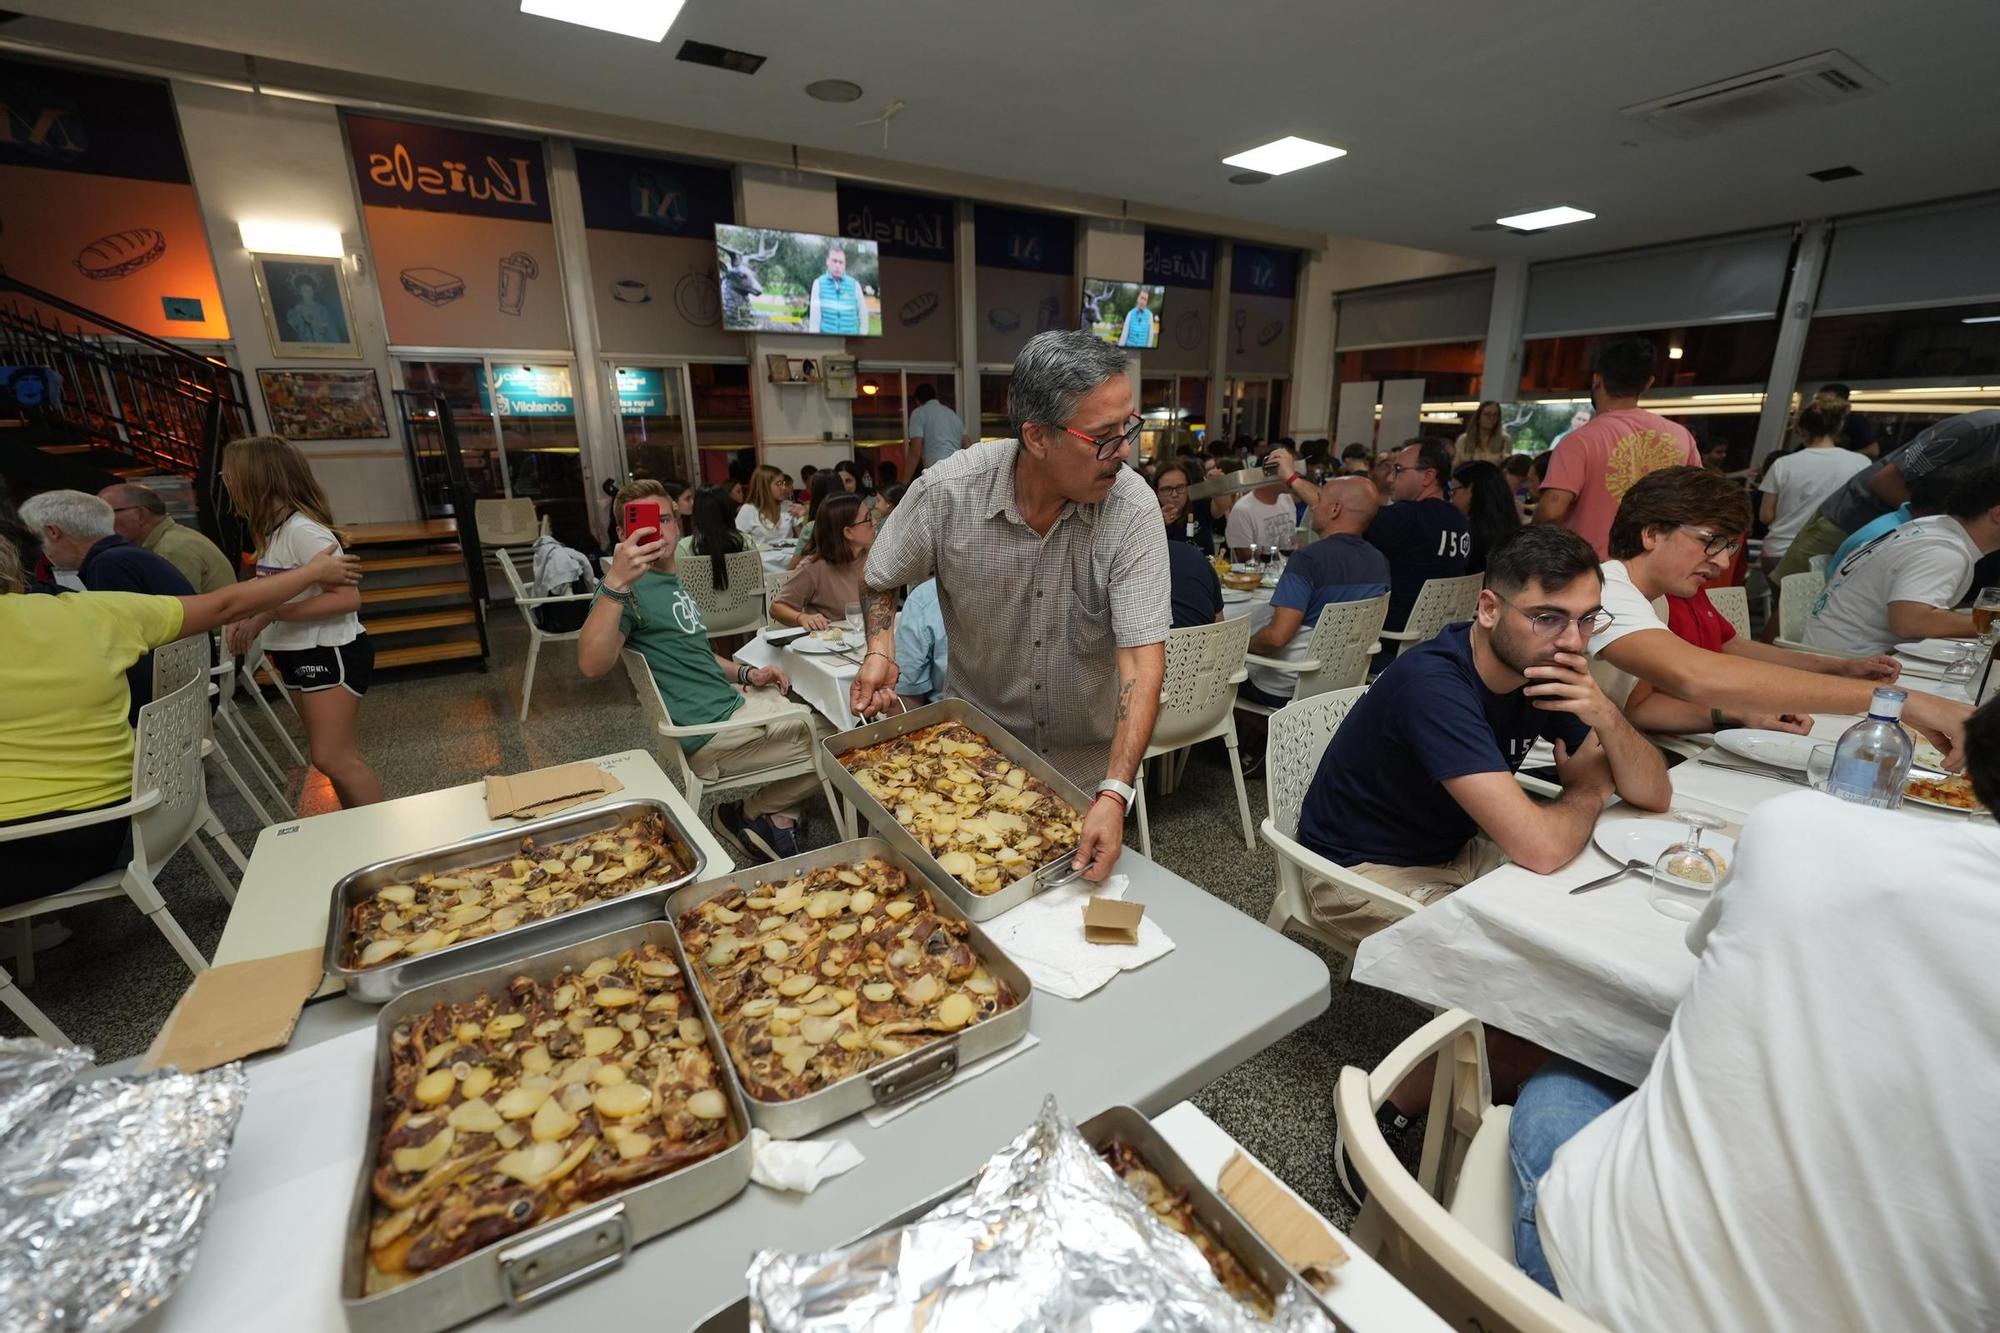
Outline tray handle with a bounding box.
[865,1038,960,1105]
[497,1202,631,1307]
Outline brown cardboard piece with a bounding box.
[1218,1150,1348,1288]
[483,762,624,821]
[1081,896,1146,945]
[139,948,325,1074]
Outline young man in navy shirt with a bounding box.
[1298,524,1669,944]
[1365,438,1471,642]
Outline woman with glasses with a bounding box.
[1583,466,1968,754]
[1150,465,1224,628]
[850,330,1171,884]
[771,492,877,631]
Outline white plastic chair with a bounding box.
[678,546,771,640]
[211,645,294,818]
[1705,584,1751,640]
[1380,573,1484,653]
[1776,571,1826,650]
[621,650,840,825]
[151,635,254,883]
[1256,687,1424,971]
[496,549,596,721]
[1234,593,1389,719]
[1136,618,1255,858]
[475,497,540,550]
[0,673,224,1043]
[1335,1009,1610,1333]
[236,643,309,771]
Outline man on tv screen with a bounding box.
[807,245,864,335]
[1120,286,1155,348]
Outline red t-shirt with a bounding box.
[1665,588,1738,653]
[1542,409,1701,556]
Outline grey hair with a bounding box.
[1008,329,1129,440]
[20,489,116,541]
[105,482,166,515]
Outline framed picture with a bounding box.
[256,368,390,441]
[251,253,362,358]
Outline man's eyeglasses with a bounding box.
[1495,593,1615,638]
[1390,462,1434,477]
[1680,526,1743,559]
[1048,413,1142,461]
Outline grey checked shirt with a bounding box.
[866,440,1171,790]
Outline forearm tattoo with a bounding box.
[863,587,896,637]
[1115,675,1136,723]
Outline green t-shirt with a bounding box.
[600,571,741,752]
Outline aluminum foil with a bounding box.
[746,1096,1334,1332]
[0,1038,247,1332]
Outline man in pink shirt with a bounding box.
[1534,335,1699,556]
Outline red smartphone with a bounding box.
[621,499,664,541]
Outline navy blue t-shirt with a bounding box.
[1297,622,1592,868]
[1365,497,1471,631]
[80,534,193,719]
[1270,532,1389,626]
[1166,537,1223,629]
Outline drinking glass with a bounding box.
[1805,743,1837,793]
[842,602,862,634]
[1941,643,1981,695]
[1648,809,1728,921]
[1974,586,2000,644]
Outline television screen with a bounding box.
[714,224,882,335]
[1081,278,1164,349]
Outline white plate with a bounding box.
[793,631,862,654]
[1896,638,1976,663]
[1711,728,1817,771]
[1592,820,1737,877]
[1222,589,1254,604]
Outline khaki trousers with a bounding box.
[688,688,828,820]
[1305,836,1511,949]
[1767,514,1848,587]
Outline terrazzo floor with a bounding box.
[2,615,1431,1227]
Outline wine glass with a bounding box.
[1648,809,1727,922]
[1940,642,1981,696]
[1245,542,1263,573]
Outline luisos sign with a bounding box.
[344,113,552,222]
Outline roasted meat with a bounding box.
[364,943,737,1292]
[343,812,688,969]
[837,723,1081,893]
[1100,1139,1275,1319]
[677,857,1017,1102]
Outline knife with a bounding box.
[1696,757,1812,787]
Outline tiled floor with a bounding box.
[2,616,1430,1225]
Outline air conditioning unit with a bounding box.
[1621,51,1884,137]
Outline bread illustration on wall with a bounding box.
[1257,321,1285,347]
[899,291,940,326]
[75,228,166,281]
[399,267,466,306]
[499,251,539,315]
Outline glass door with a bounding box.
[608,362,694,487]
[399,358,501,501]
[855,367,957,488]
[487,360,590,546]
[689,362,754,486]
[1221,376,1275,442]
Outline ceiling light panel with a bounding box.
[1495,205,1595,231]
[1221,136,1346,176]
[520,0,686,42]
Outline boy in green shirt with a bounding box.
[577,481,829,861]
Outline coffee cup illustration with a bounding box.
[612,279,651,305]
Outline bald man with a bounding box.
[1243,475,1390,704]
[99,483,236,594]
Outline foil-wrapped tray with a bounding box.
[667,837,1033,1140]
[721,1098,1334,1332]
[0,1038,247,1333]
[322,797,707,1004]
[821,698,1091,920]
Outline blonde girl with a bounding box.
[733,464,800,545]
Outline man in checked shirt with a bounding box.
[851,330,1170,881]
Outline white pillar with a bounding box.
[543,138,618,544]
[1288,250,1336,437]
[1481,259,1530,404]
[1210,241,1233,437]
[1752,220,1831,466]
[955,199,980,433]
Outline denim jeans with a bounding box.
[1507,1057,1633,1295]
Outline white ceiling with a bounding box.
[13,0,2000,262]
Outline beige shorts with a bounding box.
[1304,836,1510,948]
[687,687,829,820]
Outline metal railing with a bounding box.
[394,388,489,603]
[0,274,251,554]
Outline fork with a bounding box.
[1568,858,1650,895]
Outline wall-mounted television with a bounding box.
[714,224,882,335]
[1081,278,1164,349]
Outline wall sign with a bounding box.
[614,365,668,415]
[1143,230,1216,290]
[0,57,191,182]
[576,146,733,236]
[974,204,1074,275]
[486,363,574,416]
[345,113,551,222]
[839,183,953,261]
[1232,243,1299,297]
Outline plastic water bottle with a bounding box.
[1826,687,1914,809]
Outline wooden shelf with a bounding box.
[374,639,486,669]
[343,518,460,546]
[362,607,479,635]
[359,581,468,605]
[354,552,463,573]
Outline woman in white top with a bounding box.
[733,465,800,545]
[1757,399,1869,571]
[220,435,383,807]
[1453,400,1512,465]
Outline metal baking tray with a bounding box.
[340,920,753,1333]
[324,797,707,1004]
[688,1104,1311,1331]
[820,697,1091,920]
[666,836,1034,1140]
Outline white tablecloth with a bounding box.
[1221,588,1275,623]
[736,630,861,732]
[759,543,796,582]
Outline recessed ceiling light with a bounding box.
[519,0,685,42]
[1221,136,1346,176]
[805,79,863,103]
[1495,205,1595,231]
[1961,315,2000,325]
[1808,164,1864,182]
[1228,170,1272,186]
